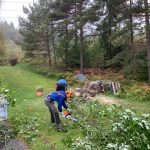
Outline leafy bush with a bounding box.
[73,109,150,149]
[9,58,18,66]
[0,83,16,106]
[106,51,126,70]
[103,47,148,82]
[66,101,150,150]
[10,113,40,144]
[123,59,148,81]
[109,109,150,150]
[0,83,16,148]
[0,58,8,66]
[123,49,148,81]
[35,86,44,92]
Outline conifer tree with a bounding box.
[144,0,150,84]
[19,0,53,67]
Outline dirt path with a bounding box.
[93,94,125,106]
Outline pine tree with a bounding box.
[19,0,54,67]
[144,0,150,84]
[73,0,99,73]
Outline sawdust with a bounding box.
[93,94,124,106]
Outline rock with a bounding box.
[74,74,87,81]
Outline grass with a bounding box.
[0,65,54,98]
[125,99,150,114]
[0,64,81,149]
[113,80,150,114]
[104,93,150,115]
[0,64,150,149]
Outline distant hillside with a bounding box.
[0,21,23,44]
[5,40,24,60]
[0,39,24,65]
[0,21,24,65]
[0,29,5,56]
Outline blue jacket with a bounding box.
[47,90,68,112]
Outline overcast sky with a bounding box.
[0,0,150,28]
[0,0,37,28]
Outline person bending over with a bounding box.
[45,79,71,132]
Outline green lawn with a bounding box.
[0,64,150,150]
[125,99,150,114]
[0,65,81,150]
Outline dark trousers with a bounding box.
[44,99,62,129]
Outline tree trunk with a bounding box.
[144,0,150,85]
[65,14,68,62]
[129,0,133,44]
[46,32,51,67]
[47,45,51,67]
[108,26,112,59]
[46,0,51,67]
[74,1,78,46]
[79,2,84,73]
[108,4,112,59]
[51,21,57,64]
[79,25,84,73]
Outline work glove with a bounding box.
[67,108,72,114]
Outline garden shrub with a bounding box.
[109,109,150,150]
[66,101,150,150]
[0,58,9,66]
[9,58,18,66]
[102,47,148,82]
[123,59,148,81]
[0,83,16,148]
[10,114,40,144]
[0,83,16,106]
[123,49,148,81]
[106,51,126,70]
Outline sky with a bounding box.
[0,0,150,29]
[0,0,37,28]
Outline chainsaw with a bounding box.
[63,111,78,122]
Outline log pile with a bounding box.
[74,80,121,98]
